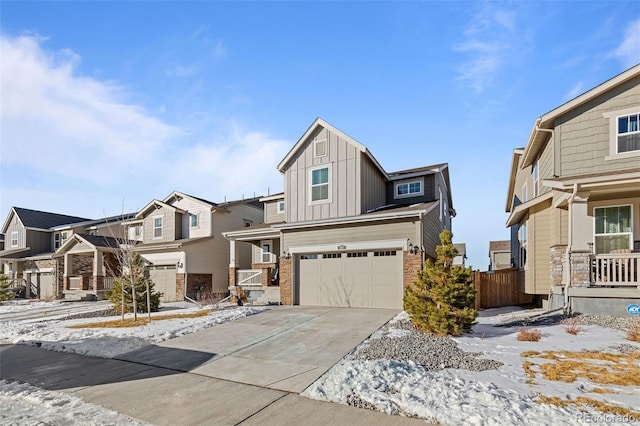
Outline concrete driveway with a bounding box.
[117,306,398,393]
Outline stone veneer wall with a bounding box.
[186,273,214,299]
[279,257,292,305]
[176,273,186,301]
[403,250,423,289]
[569,250,592,287]
[550,245,567,287]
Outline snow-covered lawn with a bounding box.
[303,308,640,426]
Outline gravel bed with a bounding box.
[62,309,119,321]
[352,316,503,372]
[574,314,640,331]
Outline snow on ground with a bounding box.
[0,380,149,426]
[303,307,640,426]
[0,301,266,358]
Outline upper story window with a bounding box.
[153,216,163,238]
[532,164,539,197]
[189,213,199,228]
[594,205,632,254]
[395,181,423,198]
[134,225,142,237]
[277,201,285,214]
[53,231,69,250]
[310,165,331,203]
[518,222,527,269]
[261,242,272,263]
[10,231,18,247]
[617,113,640,153]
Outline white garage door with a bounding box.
[298,250,403,309]
[36,272,55,300]
[148,265,177,302]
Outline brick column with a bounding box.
[176,273,186,300]
[569,250,592,287]
[550,245,567,286]
[93,276,105,291]
[228,267,238,287]
[279,257,292,305]
[403,250,422,288]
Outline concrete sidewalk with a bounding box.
[0,344,428,425]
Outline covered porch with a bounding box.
[57,234,123,301]
[224,224,282,305]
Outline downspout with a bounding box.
[564,183,579,314]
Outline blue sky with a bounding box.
[1,1,639,269]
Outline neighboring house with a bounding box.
[488,240,511,271]
[0,207,133,299]
[453,243,467,267]
[505,64,640,315]
[124,191,263,303]
[225,118,455,309]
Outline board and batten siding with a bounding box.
[285,126,362,222]
[264,200,285,224]
[557,75,640,177]
[142,207,177,243]
[26,230,53,256]
[360,156,386,213]
[4,214,26,250]
[282,219,418,252]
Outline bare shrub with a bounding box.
[518,328,541,342]
[562,317,584,336]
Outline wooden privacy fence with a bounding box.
[473,268,534,309]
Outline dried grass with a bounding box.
[537,395,640,418]
[517,328,541,342]
[590,387,618,394]
[68,310,212,328]
[627,324,640,343]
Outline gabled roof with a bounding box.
[521,64,640,168]
[164,191,220,209]
[57,233,129,254]
[505,148,525,213]
[387,163,448,179]
[50,213,137,231]
[277,118,387,178]
[489,240,510,256]
[135,199,187,219]
[2,207,91,233]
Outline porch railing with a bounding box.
[237,269,262,286]
[68,276,82,290]
[591,253,640,286]
[103,277,116,290]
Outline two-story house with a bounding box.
[225,118,455,309]
[0,207,133,299]
[506,64,640,315]
[488,240,511,271]
[119,191,263,302]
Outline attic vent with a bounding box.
[314,139,327,157]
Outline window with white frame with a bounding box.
[261,242,272,263]
[594,205,632,254]
[522,182,528,203]
[10,231,18,247]
[532,163,539,197]
[277,201,285,214]
[134,225,142,237]
[395,181,422,198]
[189,213,199,228]
[518,222,527,268]
[617,113,640,154]
[153,217,163,238]
[54,231,69,249]
[439,187,444,221]
[310,166,330,203]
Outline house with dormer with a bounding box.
[224,118,455,309]
[121,191,263,302]
[506,64,640,315]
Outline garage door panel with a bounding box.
[298,250,402,309]
[149,266,177,302]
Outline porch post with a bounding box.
[228,239,238,287]
[93,249,104,291]
[567,191,591,288]
[63,252,72,290]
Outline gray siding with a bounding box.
[360,156,386,213]
[284,126,361,222]
[142,206,176,243]
[421,205,443,260]
[386,175,435,205]
[26,230,52,256]
[264,200,285,224]
[4,214,26,250]
[538,141,554,196]
[557,75,640,176]
[283,219,418,251]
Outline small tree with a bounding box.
[108,253,162,314]
[404,230,477,336]
[0,273,15,302]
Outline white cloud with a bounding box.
[614,19,640,68]
[0,35,289,219]
[564,81,585,101]
[453,4,526,93]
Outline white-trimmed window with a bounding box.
[532,163,539,197]
[522,182,528,203]
[395,181,422,198]
[594,205,632,254]
[277,201,285,214]
[153,216,163,238]
[439,187,444,221]
[134,225,142,237]
[617,113,640,154]
[261,241,272,263]
[314,138,328,158]
[310,165,331,203]
[244,219,253,228]
[54,231,69,249]
[518,223,527,268]
[10,231,18,247]
[189,213,199,228]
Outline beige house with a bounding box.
[225,118,455,309]
[0,207,132,300]
[125,191,263,302]
[488,240,511,271]
[506,64,640,315]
